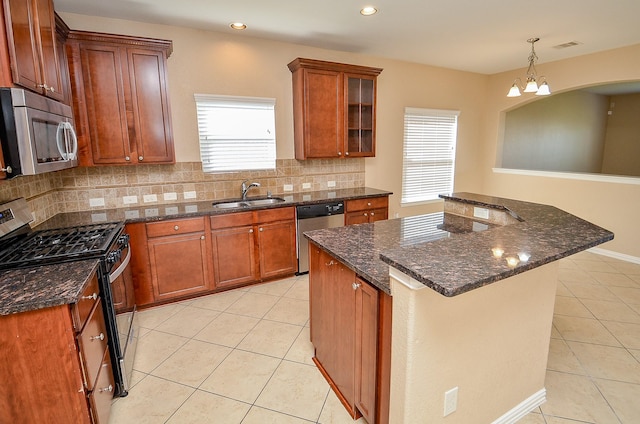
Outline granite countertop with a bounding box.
[36,187,392,229]
[304,192,614,296]
[0,259,100,315]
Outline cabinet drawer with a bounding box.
[77,300,109,390]
[345,196,388,212]
[71,273,100,332]
[89,350,114,424]
[210,211,253,229]
[255,206,295,223]
[146,217,205,238]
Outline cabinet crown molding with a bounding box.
[67,30,173,57]
[287,57,383,76]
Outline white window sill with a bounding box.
[493,168,640,185]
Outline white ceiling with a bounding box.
[54,0,640,75]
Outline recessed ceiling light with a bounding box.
[230,22,247,30]
[360,6,378,16]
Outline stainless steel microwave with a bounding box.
[0,88,78,178]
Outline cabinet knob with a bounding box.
[1,166,12,174]
[200,235,205,240]
[249,229,254,233]
[174,225,179,231]
[259,227,264,232]
[139,156,144,161]
[352,282,361,290]
[364,213,368,216]
[99,385,113,393]
[81,293,98,301]
[371,212,375,216]
[125,156,131,161]
[90,333,105,342]
[367,202,372,206]
[325,260,335,266]
[337,152,342,156]
[345,152,350,156]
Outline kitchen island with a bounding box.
[304,193,613,424]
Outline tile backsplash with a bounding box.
[0,159,365,226]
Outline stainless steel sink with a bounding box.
[211,197,286,209]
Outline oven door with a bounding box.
[108,239,138,396]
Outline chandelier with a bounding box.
[507,37,551,97]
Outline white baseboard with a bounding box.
[491,389,546,424]
[588,247,640,265]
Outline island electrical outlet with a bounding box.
[444,386,458,416]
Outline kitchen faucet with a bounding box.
[241,180,261,199]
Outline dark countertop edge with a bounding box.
[380,234,614,297]
[0,259,100,316]
[308,239,390,293]
[35,187,393,229]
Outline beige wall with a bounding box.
[484,44,640,259]
[59,12,488,221]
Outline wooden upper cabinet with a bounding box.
[67,31,174,166]
[2,0,64,101]
[288,58,382,160]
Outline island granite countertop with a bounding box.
[0,259,99,315]
[304,192,614,296]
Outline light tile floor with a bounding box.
[109,251,640,423]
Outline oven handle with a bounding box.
[109,246,131,284]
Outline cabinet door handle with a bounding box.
[370,212,375,216]
[99,385,113,393]
[125,156,131,161]
[139,156,144,161]
[364,213,368,216]
[345,152,350,156]
[325,260,335,266]
[352,282,361,290]
[174,225,179,231]
[81,293,98,301]
[337,151,342,156]
[90,333,105,342]
[200,235,205,240]
[1,166,12,174]
[259,227,263,232]
[249,229,254,233]
[367,202,372,206]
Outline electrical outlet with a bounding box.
[283,184,294,192]
[143,194,158,203]
[183,191,197,199]
[163,192,177,201]
[444,387,458,417]
[89,198,105,208]
[473,207,489,220]
[122,195,138,205]
[302,182,311,189]
[327,180,336,188]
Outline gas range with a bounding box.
[0,198,136,397]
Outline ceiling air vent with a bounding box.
[553,41,581,49]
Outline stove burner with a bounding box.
[0,222,124,269]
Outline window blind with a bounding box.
[401,107,459,204]
[194,94,276,172]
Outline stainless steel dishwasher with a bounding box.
[296,201,344,274]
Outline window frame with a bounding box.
[194,94,277,173]
[401,107,460,205]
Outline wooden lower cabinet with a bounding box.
[130,207,297,307]
[309,244,389,424]
[0,271,113,424]
[210,216,257,288]
[345,196,389,225]
[146,217,213,301]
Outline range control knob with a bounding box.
[107,250,121,265]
